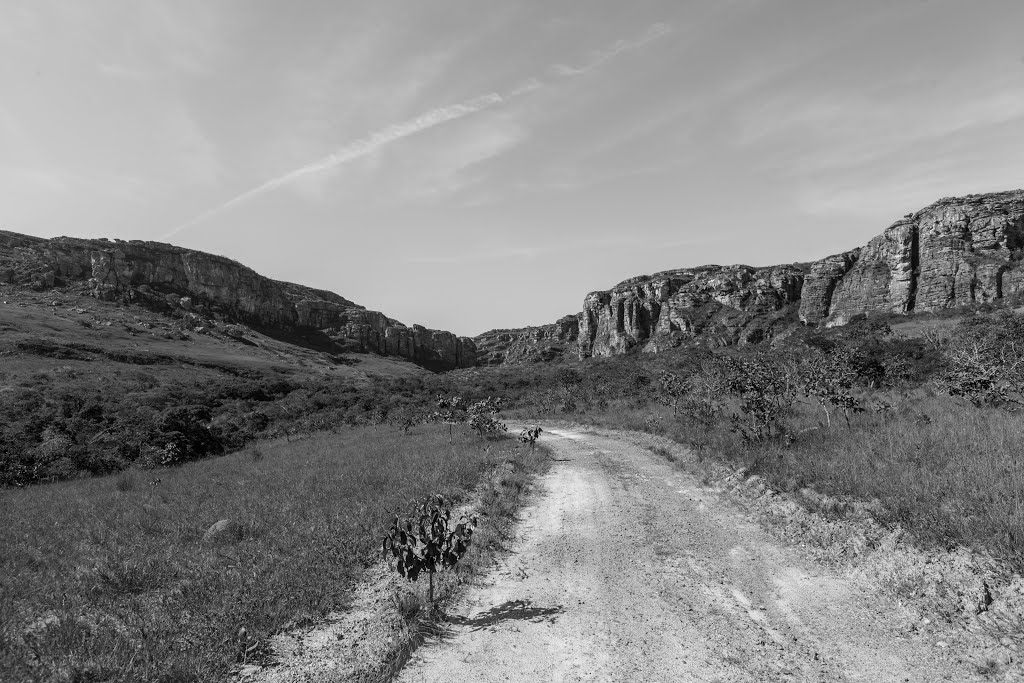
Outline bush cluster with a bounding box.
[0,371,475,486]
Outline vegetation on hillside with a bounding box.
[5,270,1024,680]
[472,313,1023,572]
[0,369,452,486]
[5,294,1022,574]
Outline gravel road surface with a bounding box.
[397,427,980,682]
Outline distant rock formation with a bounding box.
[0,232,476,370]
[474,315,581,365]
[801,191,1024,325]
[6,189,1020,369]
[477,190,1024,361]
[578,264,805,356]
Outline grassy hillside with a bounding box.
[4,269,1024,679]
[0,283,432,486]
[0,281,424,380]
[1,426,547,682]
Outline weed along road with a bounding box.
[397,427,978,683]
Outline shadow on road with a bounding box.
[445,600,563,631]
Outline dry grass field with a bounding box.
[0,425,545,682]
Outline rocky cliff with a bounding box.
[7,189,1019,369]
[575,190,1024,357]
[802,190,1024,324]
[577,264,806,356]
[474,315,581,366]
[477,189,1024,361]
[0,231,476,370]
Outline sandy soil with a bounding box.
[396,428,983,682]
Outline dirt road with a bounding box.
[397,427,981,682]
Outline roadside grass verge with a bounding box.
[1,425,537,682]
[533,394,1024,573]
[363,438,551,682]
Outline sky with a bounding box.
[2,0,1023,336]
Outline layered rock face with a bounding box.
[801,190,1024,325]
[0,232,475,370]
[578,265,805,357]
[474,315,581,365]
[797,250,860,324]
[573,189,1024,358]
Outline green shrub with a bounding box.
[382,494,478,604]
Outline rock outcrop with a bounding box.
[7,189,1021,367]
[474,315,581,365]
[805,190,1024,325]
[797,250,860,325]
[578,265,805,357]
[516,189,1024,360]
[0,231,476,370]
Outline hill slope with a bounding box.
[0,231,476,371]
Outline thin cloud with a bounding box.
[164,21,673,239]
[551,22,671,77]
[398,117,527,202]
[507,78,544,97]
[163,93,505,238]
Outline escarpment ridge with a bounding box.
[0,231,475,370]
[4,189,1021,369]
[475,189,1024,363]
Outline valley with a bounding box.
[2,189,1023,682]
[6,2,1024,679]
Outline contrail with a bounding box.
[163,93,504,239]
[551,22,671,77]
[164,22,671,239]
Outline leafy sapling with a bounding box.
[518,426,543,450]
[431,395,467,444]
[382,494,478,605]
[468,397,507,439]
[657,370,687,417]
[801,349,863,428]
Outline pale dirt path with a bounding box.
[396,427,982,683]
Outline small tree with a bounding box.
[518,426,542,450]
[387,404,421,433]
[801,349,862,427]
[468,397,507,439]
[657,370,687,417]
[939,314,1024,407]
[431,395,467,444]
[676,357,727,439]
[722,354,799,444]
[382,494,478,604]
[556,367,584,413]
